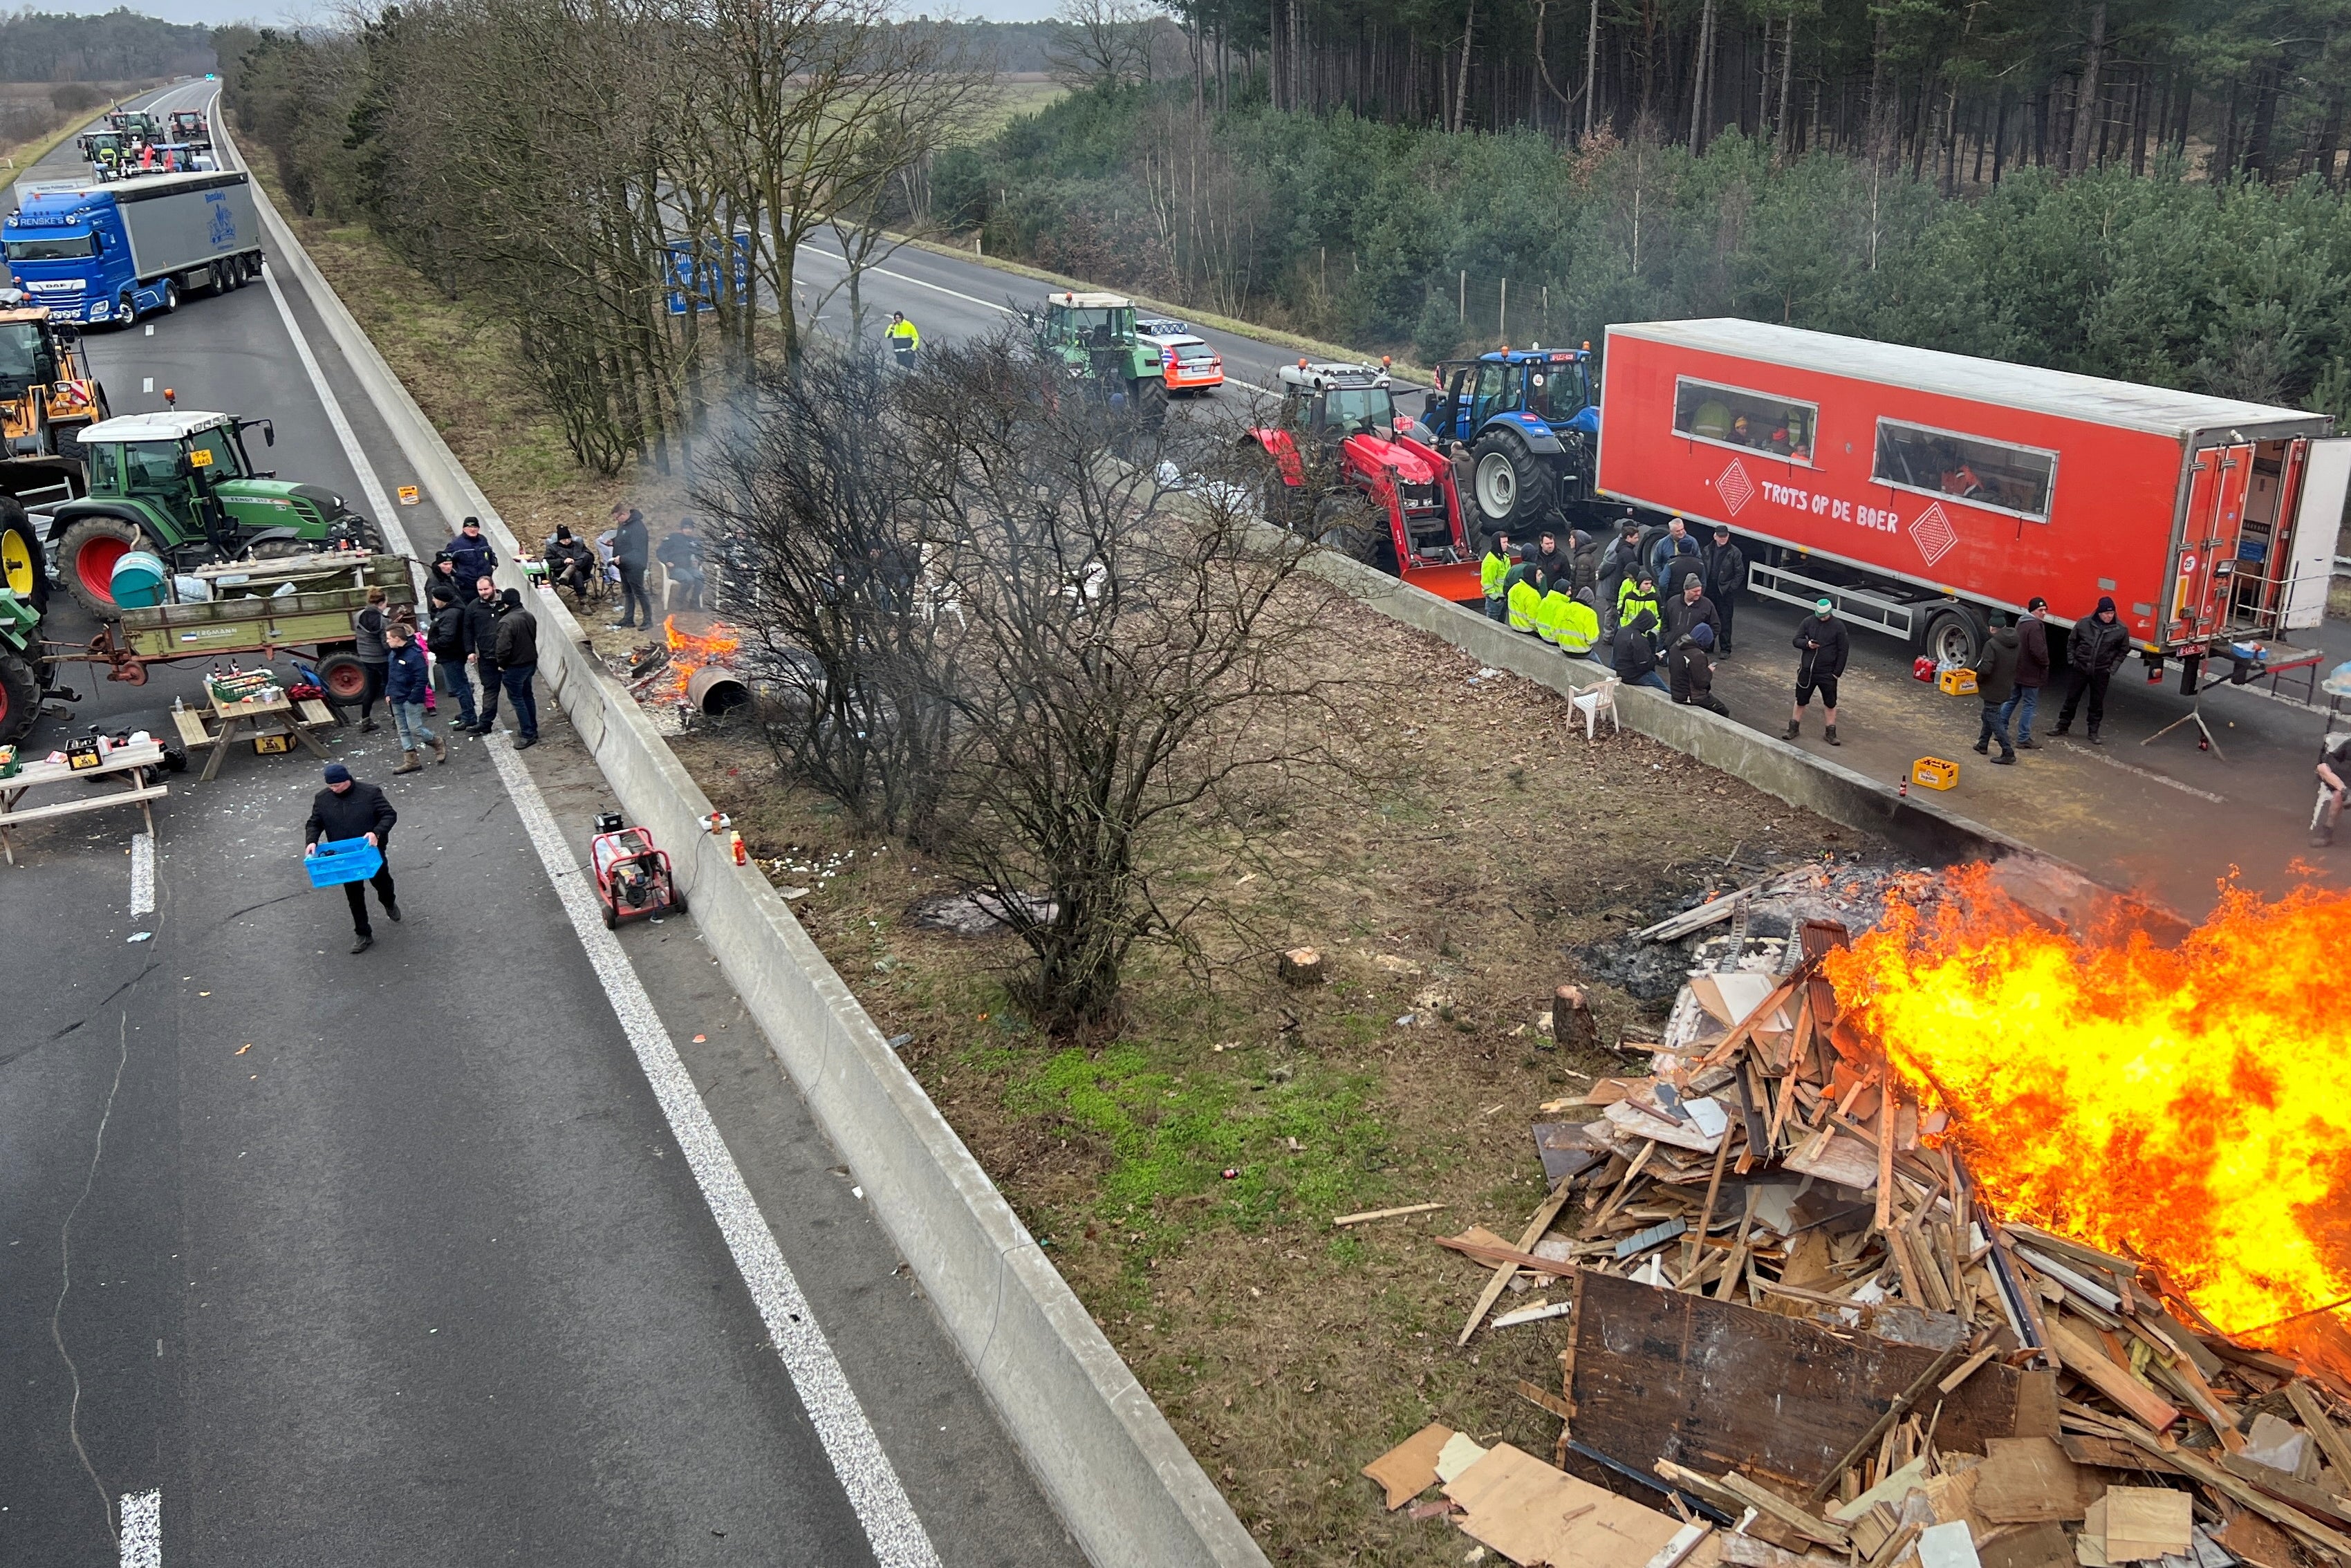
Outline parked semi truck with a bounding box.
[1,171,263,326]
[1595,318,2351,673]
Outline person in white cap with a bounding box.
[1786,595,1848,745]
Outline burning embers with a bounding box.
[662,614,740,700]
[1828,866,2351,1350]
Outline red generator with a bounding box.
[1594,319,2351,673]
[591,819,685,928]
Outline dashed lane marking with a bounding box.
[485,736,941,1567]
[129,832,153,915]
[118,1490,159,1567]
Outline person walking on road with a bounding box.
[494,587,541,749]
[384,622,444,773]
[306,762,400,954]
[351,586,391,733]
[610,504,652,629]
[1971,614,2023,765]
[1700,525,1745,654]
[886,310,920,367]
[2052,595,2129,745]
[1786,597,1848,745]
[2314,731,2351,846]
[444,515,498,586]
[425,584,477,733]
[2007,596,2050,749]
[465,575,503,735]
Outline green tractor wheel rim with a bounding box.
[1,528,30,597]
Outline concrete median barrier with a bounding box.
[248,177,1270,1568]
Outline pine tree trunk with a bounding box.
[1686,0,1714,151]
[1451,0,1475,133]
[2067,2,2106,174]
[1581,0,1599,138]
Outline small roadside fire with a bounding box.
[662,614,738,702]
[1826,865,2351,1354]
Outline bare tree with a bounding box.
[1046,0,1156,91]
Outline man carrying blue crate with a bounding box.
[305,762,401,953]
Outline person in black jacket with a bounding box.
[492,588,541,748]
[545,525,598,606]
[463,575,503,735]
[1785,597,1848,745]
[609,503,652,628]
[425,584,478,732]
[1613,604,1669,691]
[1671,622,1728,714]
[2052,595,2129,745]
[443,516,498,586]
[1970,615,2022,764]
[1662,572,1720,650]
[305,762,400,953]
[657,519,707,610]
[1700,525,1745,654]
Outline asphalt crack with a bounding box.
[49,1011,130,1553]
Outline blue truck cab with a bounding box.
[1423,346,1600,538]
[3,171,263,327]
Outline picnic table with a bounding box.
[0,740,167,866]
[174,692,337,783]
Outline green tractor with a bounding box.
[1029,291,1167,420]
[43,410,383,617]
[0,586,37,744]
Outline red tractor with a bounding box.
[1245,360,1483,602]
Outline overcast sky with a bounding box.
[36,0,1068,24]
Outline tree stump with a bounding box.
[1279,946,1326,987]
[1552,984,1600,1052]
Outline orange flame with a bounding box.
[662,613,739,700]
[1825,866,2351,1348]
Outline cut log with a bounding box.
[1277,946,1325,985]
[1552,984,1601,1052]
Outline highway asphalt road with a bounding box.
[813,236,2351,917]
[2,82,1080,1567]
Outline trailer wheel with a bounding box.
[1,499,46,613]
[315,653,369,705]
[57,516,145,617]
[0,650,37,745]
[1922,607,1985,669]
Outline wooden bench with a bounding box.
[180,694,337,782]
[0,740,168,866]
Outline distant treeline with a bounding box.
[902,18,1057,75]
[0,8,212,81]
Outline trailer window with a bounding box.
[1672,377,1816,464]
[1872,419,2055,521]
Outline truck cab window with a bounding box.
[1673,377,1816,463]
[1873,418,2054,521]
[4,232,95,261]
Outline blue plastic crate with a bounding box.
[306,837,383,888]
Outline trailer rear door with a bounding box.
[2284,436,2351,631]
[2172,442,2253,641]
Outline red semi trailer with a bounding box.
[1595,318,2350,671]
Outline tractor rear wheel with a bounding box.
[0,649,37,745]
[1469,430,1555,532]
[1311,494,1384,567]
[1,499,46,613]
[57,516,146,618]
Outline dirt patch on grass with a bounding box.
[269,177,1887,1562]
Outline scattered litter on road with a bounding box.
[127,931,151,942]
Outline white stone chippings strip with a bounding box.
[483,736,940,1568]
[129,832,154,915]
[118,1489,160,1567]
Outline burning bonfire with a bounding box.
[657,613,739,704]
[1832,866,2351,1356]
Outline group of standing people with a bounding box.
[1962,595,2130,761]
[418,514,545,760]
[538,504,707,630]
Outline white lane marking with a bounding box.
[483,737,941,1567]
[142,326,152,337]
[792,245,1276,393]
[129,832,154,914]
[119,1490,160,1567]
[141,377,152,393]
[257,261,410,555]
[2051,738,2227,803]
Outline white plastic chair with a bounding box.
[1571,676,1620,743]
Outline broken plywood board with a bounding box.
[1978,1521,2075,1568]
[1444,1442,1691,1568]
[2101,1488,2193,1562]
[1783,1132,1879,1191]
[1568,1271,2025,1495]
[1436,1431,1489,1484]
[1975,1437,2097,1523]
[1362,1422,1453,1509]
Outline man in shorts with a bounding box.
[1786,595,1848,746]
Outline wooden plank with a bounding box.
[2287,1380,2351,1484]
[0,783,169,828]
[2108,1426,2351,1558]
[1565,1271,2023,1496]
[1939,1346,1999,1395]
[1971,1436,2093,1523]
[1516,1380,1573,1421]
[1458,1177,1580,1347]
[1806,1341,1968,1503]
[2101,1486,2192,1561]
[1715,1471,1851,1547]
[2218,1450,2351,1526]
[2041,1320,2181,1432]
[1332,1202,1444,1226]
[1445,1443,1689,1568]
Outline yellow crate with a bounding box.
[252,731,296,755]
[1911,756,1960,791]
[1937,668,1978,696]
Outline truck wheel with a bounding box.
[115,291,136,326]
[57,516,145,617]
[0,651,37,745]
[1469,431,1554,529]
[160,279,179,314]
[1922,607,1985,668]
[1,500,46,613]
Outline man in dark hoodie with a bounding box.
[1700,524,1745,654]
[2053,595,2130,745]
[609,503,652,629]
[304,762,399,953]
[1971,613,2023,764]
[463,575,503,735]
[492,587,541,749]
[2006,595,2051,749]
[1613,603,1669,691]
[426,584,477,732]
[1786,597,1848,744]
[1671,622,1728,714]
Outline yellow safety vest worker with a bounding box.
[1552,595,1600,655]
[1480,548,1511,604]
[887,317,920,351]
[1506,571,1542,633]
[1536,585,1568,644]
[1616,576,1660,633]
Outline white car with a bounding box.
[1136,317,1223,395]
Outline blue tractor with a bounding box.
[1421,347,1599,544]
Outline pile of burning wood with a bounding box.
[1369,875,2351,1568]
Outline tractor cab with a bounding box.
[1425,346,1600,539]
[167,109,211,148]
[1279,360,1411,444]
[1030,290,1167,413]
